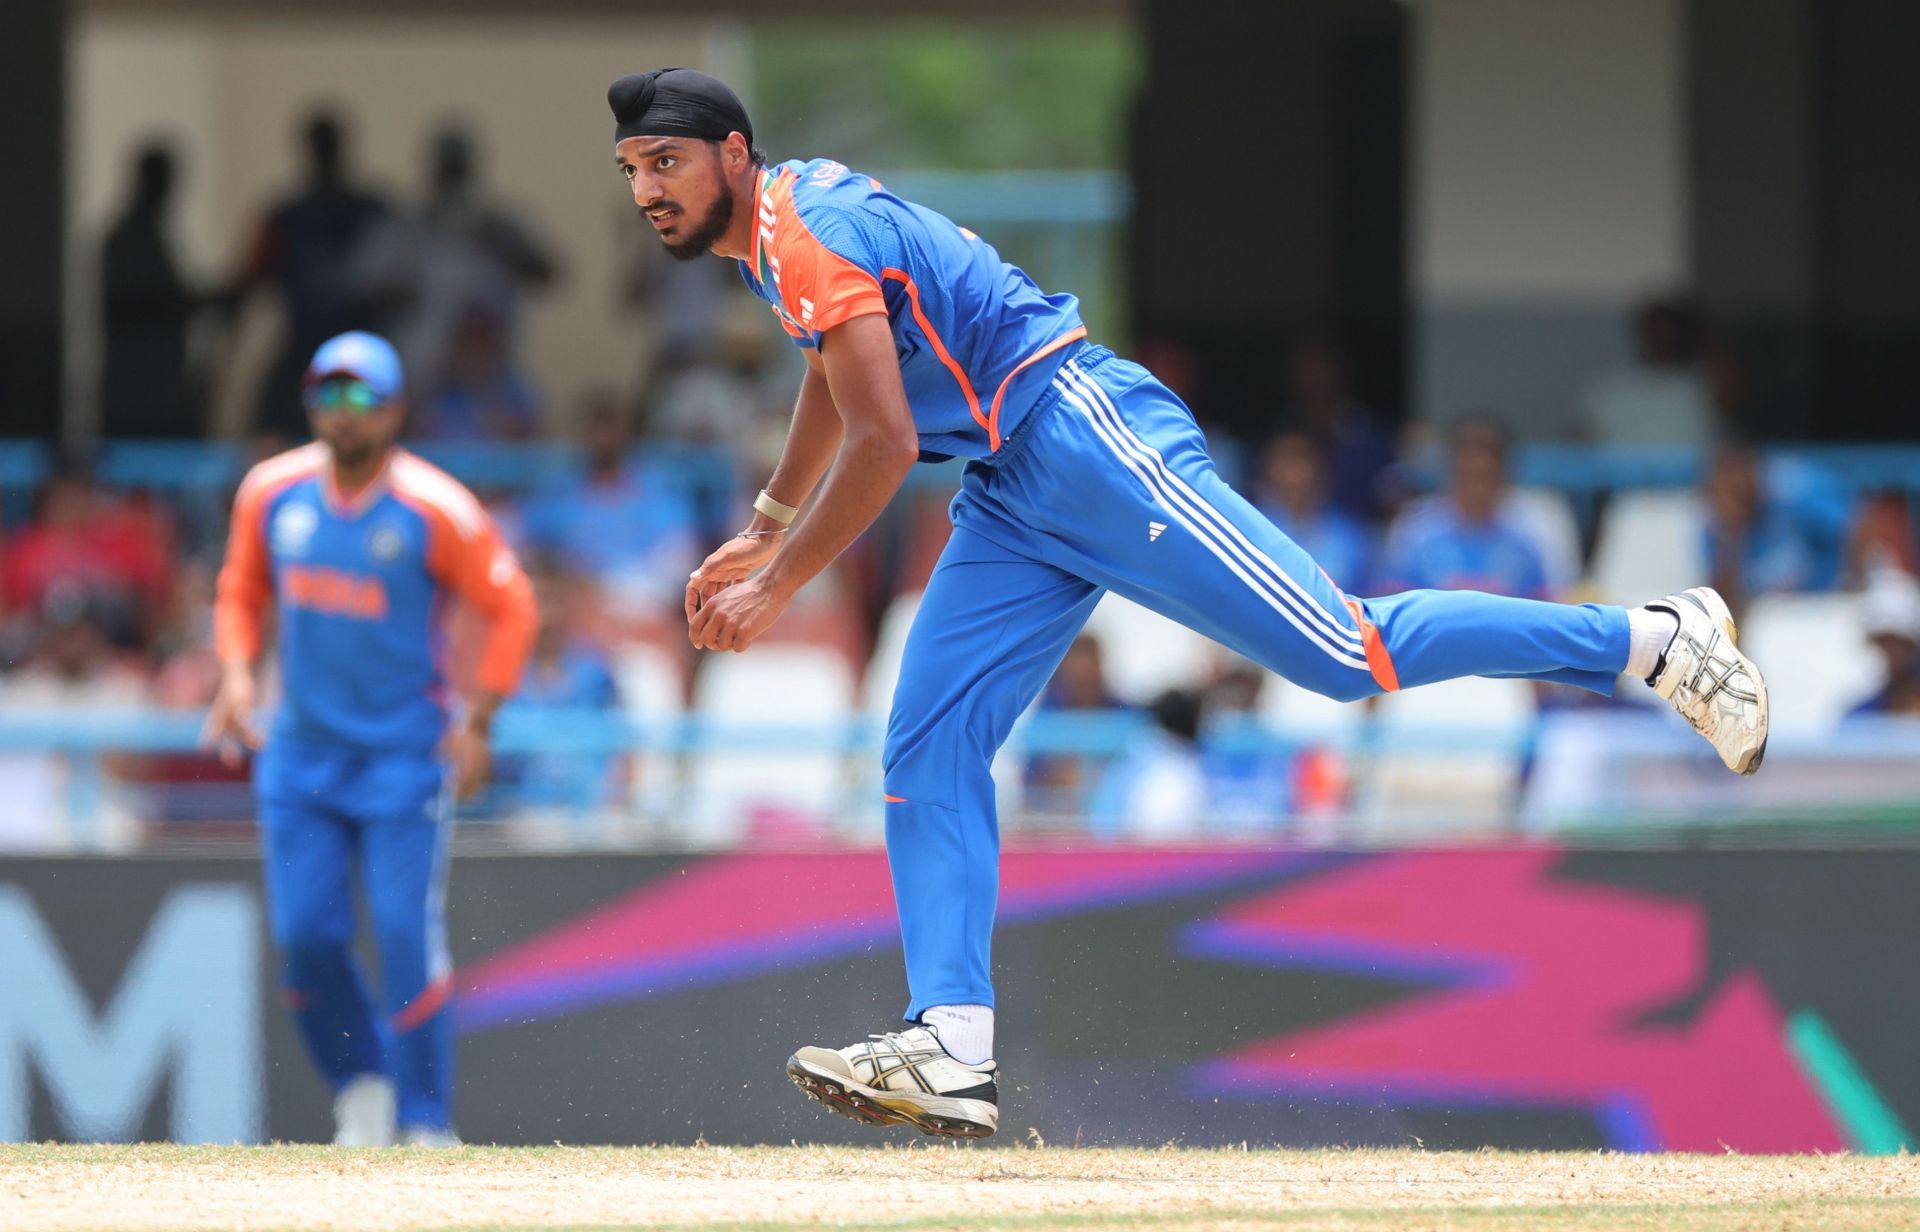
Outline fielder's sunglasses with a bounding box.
[304,377,388,415]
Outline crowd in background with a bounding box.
[4,109,1920,843]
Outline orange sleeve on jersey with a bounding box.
[422,505,538,698]
[774,219,887,336]
[214,478,276,666]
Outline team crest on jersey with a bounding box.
[271,502,319,557]
[368,524,406,563]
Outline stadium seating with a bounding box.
[1740,593,1884,731]
[1358,675,1537,838]
[861,590,923,718]
[6,435,1918,843]
[1258,673,1367,738]
[1081,593,1218,705]
[1507,486,1583,593]
[1587,491,1709,606]
[614,642,689,825]
[683,646,857,844]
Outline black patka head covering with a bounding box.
[608,68,754,146]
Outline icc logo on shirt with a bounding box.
[271,503,319,557]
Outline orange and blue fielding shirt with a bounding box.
[738,158,1089,460]
[215,444,537,753]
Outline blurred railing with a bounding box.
[4,707,1917,852]
[0,439,974,537]
[1385,442,1920,498]
[6,438,1917,522]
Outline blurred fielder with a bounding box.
[608,69,1770,1138]
[207,331,537,1146]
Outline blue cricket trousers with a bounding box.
[881,346,1630,1018]
[256,736,455,1131]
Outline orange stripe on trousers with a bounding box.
[1343,596,1400,692]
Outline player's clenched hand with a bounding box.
[202,665,264,766]
[688,575,791,653]
[685,530,784,628]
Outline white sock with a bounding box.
[921,1004,994,1066]
[1625,607,1681,681]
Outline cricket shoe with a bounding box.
[332,1074,395,1147]
[401,1127,463,1148]
[786,1026,999,1139]
[1647,586,1769,775]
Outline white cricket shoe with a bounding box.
[1647,586,1769,775]
[401,1127,463,1148]
[787,1026,999,1138]
[332,1074,395,1147]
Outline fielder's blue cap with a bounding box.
[305,331,404,402]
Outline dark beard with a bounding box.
[661,189,734,262]
[327,438,383,469]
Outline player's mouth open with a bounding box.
[647,207,678,229]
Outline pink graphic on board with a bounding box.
[458,848,1311,1029]
[1190,848,1845,1152]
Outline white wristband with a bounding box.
[753,488,799,526]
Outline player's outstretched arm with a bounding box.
[688,313,917,653]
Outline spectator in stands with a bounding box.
[1848,567,1920,717]
[1026,633,1130,819]
[100,142,209,438]
[1,466,173,650]
[149,558,221,709]
[495,570,623,812]
[1087,673,1289,838]
[1254,430,1373,593]
[1581,294,1718,449]
[233,111,391,441]
[1037,634,1125,717]
[413,303,541,442]
[1848,492,1917,580]
[347,125,557,402]
[1379,417,1549,599]
[1701,444,1840,610]
[1088,688,1208,838]
[643,310,786,456]
[521,395,699,623]
[1204,656,1266,717]
[1193,657,1290,831]
[1279,331,1398,521]
[1,592,151,709]
[0,594,151,849]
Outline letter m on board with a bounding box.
[0,885,261,1142]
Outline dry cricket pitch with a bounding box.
[4,1144,1918,1231]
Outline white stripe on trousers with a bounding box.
[1063,360,1364,654]
[1050,373,1371,673]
